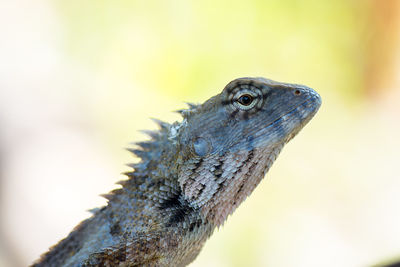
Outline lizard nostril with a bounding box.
[294,89,301,96]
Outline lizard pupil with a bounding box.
[237,94,253,106]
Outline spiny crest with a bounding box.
[185,102,199,109]
[100,193,114,201]
[126,117,172,173]
[106,117,175,203]
[126,148,149,159]
[127,101,198,163]
[98,187,124,203]
[124,101,199,177]
[139,129,159,139]
[150,118,170,130]
[87,207,101,215]
[175,102,199,119]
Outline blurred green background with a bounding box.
[1,0,400,266]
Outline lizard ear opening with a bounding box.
[193,137,211,157]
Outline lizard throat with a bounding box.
[180,144,284,227]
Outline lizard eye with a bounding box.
[233,90,259,110]
[237,94,253,106]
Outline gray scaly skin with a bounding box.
[33,77,321,267]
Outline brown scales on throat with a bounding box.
[195,145,284,226]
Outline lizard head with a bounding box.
[180,77,321,156]
[176,77,321,226]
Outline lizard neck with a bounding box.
[125,118,285,229]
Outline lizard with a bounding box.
[32,77,321,267]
